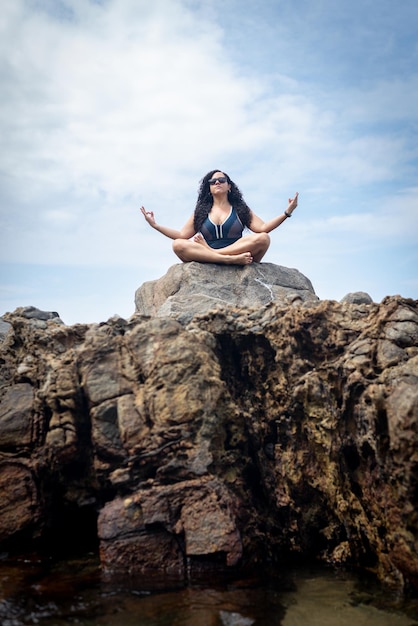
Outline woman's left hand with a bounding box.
[287,192,299,215]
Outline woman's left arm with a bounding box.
[250,192,299,233]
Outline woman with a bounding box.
[140,170,298,265]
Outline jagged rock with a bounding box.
[0,308,63,343]
[0,295,417,592]
[15,306,61,321]
[135,262,318,319]
[0,318,12,342]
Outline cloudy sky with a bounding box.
[1,0,417,325]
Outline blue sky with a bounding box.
[1,0,417,325]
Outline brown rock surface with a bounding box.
[0,287,417,591]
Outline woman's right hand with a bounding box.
[140,206,156,227]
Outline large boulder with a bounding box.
[135,262,318,319]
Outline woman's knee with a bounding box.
[172,238,186,254]
[256,232,270,249]
[172,238,192,261]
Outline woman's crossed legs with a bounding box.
[172,232,270,265]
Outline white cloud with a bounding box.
[1,0,267,204]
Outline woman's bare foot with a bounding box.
[224,252,253,265]
[193,233,211,249]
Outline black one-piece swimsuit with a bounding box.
[200,207,244,249]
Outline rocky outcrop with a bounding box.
[0,268,417,592]
[340,291,374,305]
[135,262,318,319]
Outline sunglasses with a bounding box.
[208,176,228,185]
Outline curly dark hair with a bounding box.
[193,169,252,232]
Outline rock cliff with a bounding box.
[0,263,417,592]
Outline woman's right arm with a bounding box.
[140,207,196,240]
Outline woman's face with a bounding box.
[208,171,231,195]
